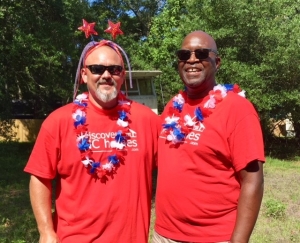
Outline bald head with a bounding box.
[182,31,218,52]
[85,46,123,67]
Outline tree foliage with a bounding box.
[1,0,300,143]
[0,0,93,118]
[136,0,300,140]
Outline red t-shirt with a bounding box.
[24,99,161,243]
[155,92,265,242]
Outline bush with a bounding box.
[264,198,286,219]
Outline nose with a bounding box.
[101,69,112,79]
[187,51,198,62]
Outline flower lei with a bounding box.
[72,92,131,179]
[162,84,246,144]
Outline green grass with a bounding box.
[250,158,300,242]
[0,142,300,242]
[0,142,39,243]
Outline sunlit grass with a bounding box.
[251,157,300,242]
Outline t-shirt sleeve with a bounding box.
[24,120,60,179]
[228,101,265,172]
[151,112,163,168]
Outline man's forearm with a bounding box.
[29,175,56,236]
[230,162,264,243]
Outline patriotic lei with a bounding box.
[162,84,246,144]
[72,92,131,179]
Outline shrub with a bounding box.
[264,198,286,219]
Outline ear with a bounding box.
[81,68,88,84]
[215,56,221,71]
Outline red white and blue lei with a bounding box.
[72,92,131,179]
[162,84,246,144]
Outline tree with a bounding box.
[1,0,300,144]
[130,0,187,111]
[88,0,169,109]
[138,0,300,141]
[198,0,300,140]
[0,0,94,118]
[0,0,167,117]
[87,0,166,70]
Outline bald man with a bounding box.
[153,31,265,243]
[24,40,161,243]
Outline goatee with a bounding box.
[96,79,118,103]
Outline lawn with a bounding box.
[0,143,38,243]
[0,142,299,243]
[250,158,300,242]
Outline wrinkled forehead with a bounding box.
[181,31,217,50]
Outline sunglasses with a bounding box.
[176,49,218,61]
[85,65,123,75]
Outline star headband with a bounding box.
[74,19,132,100]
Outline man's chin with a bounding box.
[96,90,118,103]
[184,80,204,88]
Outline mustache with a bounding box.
[96,79,117,86]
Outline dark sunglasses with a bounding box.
[85,65,123,75]
[176,48,218,61]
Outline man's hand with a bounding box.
[39,231,60,243]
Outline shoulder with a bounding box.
[42,103,73,127]
[45,103,73,119]
[225,92,257,111]
[220,92,261,125]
